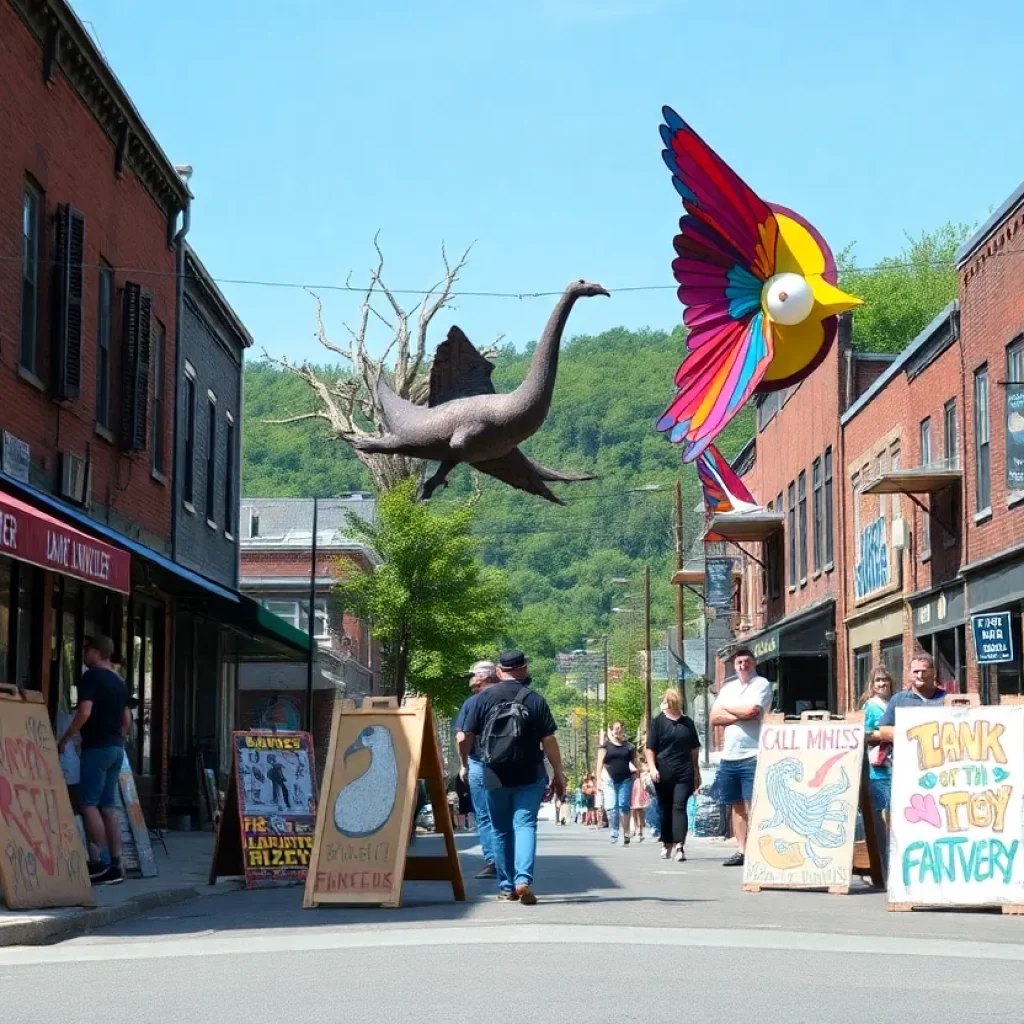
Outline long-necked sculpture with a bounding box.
[353,279,609,503]
[655,107,862,514]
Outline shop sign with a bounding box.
[854,517,890,600]
[751,629,780,662]
[2,432,30,484]
[1006,384,1024,489]
[971,611,1014,665]
[705,557,734,612]
[0,491,130,593]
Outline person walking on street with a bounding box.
[455,660,499,878]
[645,689,701,862]
[595,720,639,844]
[710,647,774,867]
[630,767,652,841]
[459,650,567,905]
[56,635,130,884]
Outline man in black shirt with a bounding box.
[459,650,566,905]
[57,635,130,885]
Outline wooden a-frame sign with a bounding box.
[304,696,465,909]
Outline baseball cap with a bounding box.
[499,650,527,670]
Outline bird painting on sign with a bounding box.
[654,107,862,514]
[334,725,399,838]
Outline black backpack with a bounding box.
[479,687,533,770]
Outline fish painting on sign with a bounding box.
[334,726,399,838]
[888,704,1024,909]
[744,721,864,892]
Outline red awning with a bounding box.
[0,491,130,594]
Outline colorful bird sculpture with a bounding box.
[656,107,862,513]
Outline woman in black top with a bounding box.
[595,721,639,844]
[645,689,701,862]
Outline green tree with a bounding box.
[839,222,973,354]
[605,675,647,738]
[334,479,509,716]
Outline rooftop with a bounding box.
[956,179,1024,268]
[240,495,377,548]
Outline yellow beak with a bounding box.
[808,276,862,318]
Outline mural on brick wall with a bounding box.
[655,107,862,514]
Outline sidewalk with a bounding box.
[0,831,240,947]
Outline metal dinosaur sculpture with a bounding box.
[352,279,609,503]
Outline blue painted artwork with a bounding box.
[854,518,889,600]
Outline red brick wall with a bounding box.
[0,4,176,543]
[843,337,966,701]
[960,204,1024,565]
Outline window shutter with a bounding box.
[53,203,85,399]
[121,282,152,451]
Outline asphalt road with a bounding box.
[5,825,1024,1023]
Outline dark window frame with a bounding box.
[797,469,808,584]
[183,365,197,510]
[206,392,218,526]
[20,182,43,378]
[787,481,796,589]
[823,447,834,570]
[812,456,823,573]
[151,321,166,479]
[975,364,991,514]
[95,262,114,432]
[920,417,932,556]
[224,413,235,539]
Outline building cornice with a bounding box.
[11,0,190,219]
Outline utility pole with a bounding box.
[674,478,686,711]
[304,497,319,733]
[643,564,652,726]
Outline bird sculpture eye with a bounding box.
[763,273,815,326]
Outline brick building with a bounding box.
[238,496,379,771]
[706,317,895,716]
[0,0,309,825]
[958,181,1024,700]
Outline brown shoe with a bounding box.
[496,891,520,903]
[515,885,537,906]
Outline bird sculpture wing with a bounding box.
[429,326,497,407]
[472,448,594,505]
[655,107,778,463]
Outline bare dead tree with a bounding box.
[263,235,481,493]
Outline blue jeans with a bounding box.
[485,769,548,892]
[604,777,633,838]
[79,746,124,809]
[646,797,661,834]
[467,759,496,866]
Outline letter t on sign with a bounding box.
[907,722,943,770]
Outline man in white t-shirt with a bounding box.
[710,647,774,867]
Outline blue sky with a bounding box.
[70,0,1023,364]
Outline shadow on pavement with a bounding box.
[78,832,623,940]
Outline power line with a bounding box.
[0,249,1004,302]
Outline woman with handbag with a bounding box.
[862,667,895,818]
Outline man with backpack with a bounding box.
[458,650,566,904]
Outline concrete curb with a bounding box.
[0,886,205,948]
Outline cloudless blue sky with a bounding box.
[69,0,1023,364]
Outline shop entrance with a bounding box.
[779,654,832,716]
[917,626,966,693]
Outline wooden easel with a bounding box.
[743,711,884,895]
[304,696,465,909]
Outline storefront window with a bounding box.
[854,646,872,701]
[15,564,37,690]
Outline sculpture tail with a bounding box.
[696,445,760,515]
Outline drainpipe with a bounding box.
[170,171,193,562]
[837,312,852,712]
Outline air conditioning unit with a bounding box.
[60,451,90,506]
[891,517,908,550]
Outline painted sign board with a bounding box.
[971,612,1014,665]
[888,703,1024,908]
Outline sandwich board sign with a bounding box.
[743,712,881,894]
[888,700,1024,912]
[209,731,318,889]
[0,686,93,909]
[304,696,464,909]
